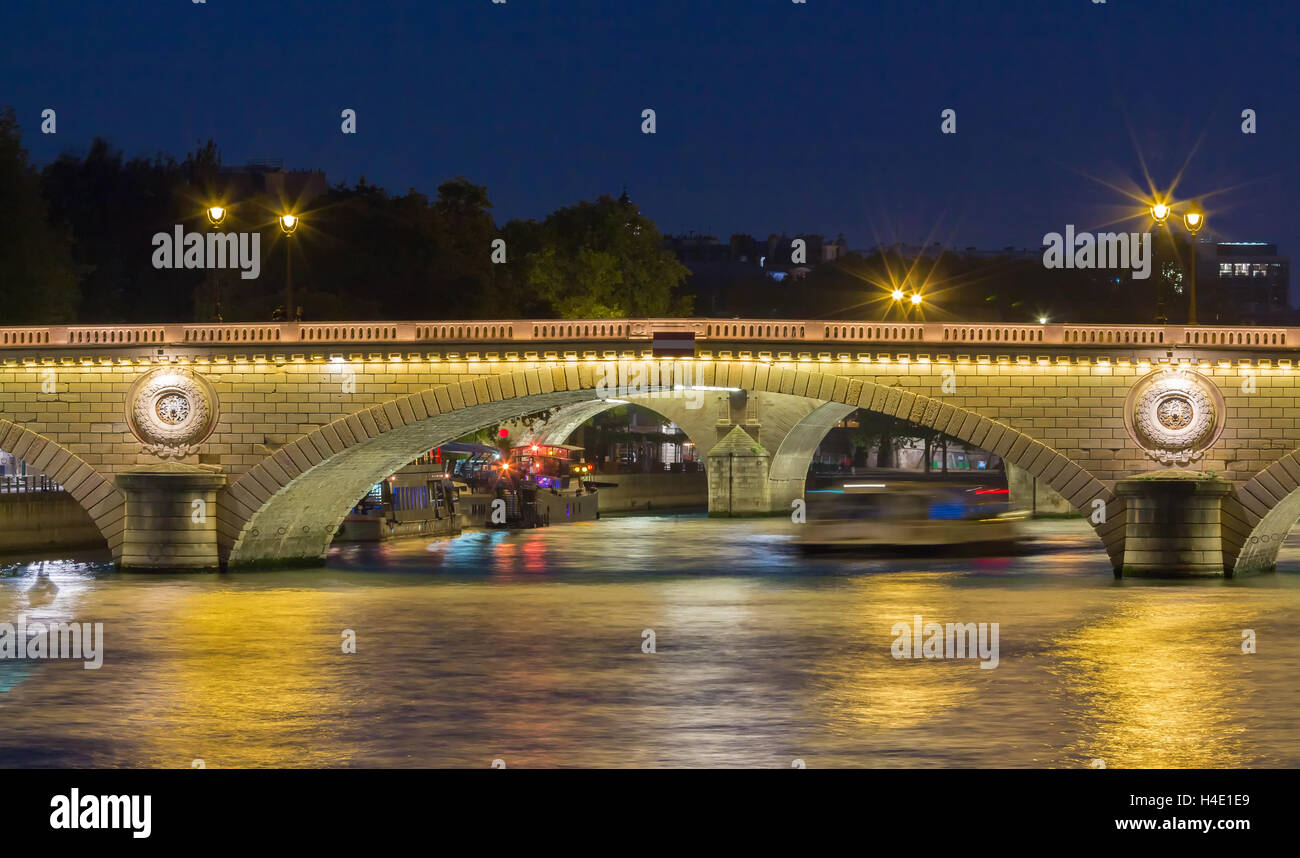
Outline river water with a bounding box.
[3,514,1300,768]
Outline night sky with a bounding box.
[3,1,1298,282]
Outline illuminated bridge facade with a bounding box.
[2,318,1299,576]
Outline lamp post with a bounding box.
[279,213,299,322]
[1150,203,1171,323]
[1150,199,1206,325]
[204,205,227,321]
[1182,201,1205,326]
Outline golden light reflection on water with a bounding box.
[1047,591,1262,769]
[124,586,357,768]
[813,573,981,733]
[4,518,1300,768]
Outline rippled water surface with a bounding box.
[3,514,1300,768]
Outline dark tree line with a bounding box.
[2,104,1222,328]
[0,108,692,325]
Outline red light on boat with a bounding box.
[974,489,1009,494]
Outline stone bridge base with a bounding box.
[105,463,1271,577]
[115,463,227,572]
[1114,471,1235,578]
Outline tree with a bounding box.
[431,177,509,318]
[13,125,694,324]
[0,108,81,322]
[40,136,200,322]
[524,194,692,318]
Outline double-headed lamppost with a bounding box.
[279,213,300,322]
[1151,200,1206,325]
[885,287,923,319]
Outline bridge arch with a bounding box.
[0,418,126,557]
[219,362,1121,569]
[500,396,714,452]
[767,400,857,508]
[1226,452,1300,574]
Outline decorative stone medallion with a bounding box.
[126,368,219,459]
[1123,367,1225,466]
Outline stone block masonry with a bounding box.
[3,328,1300,576]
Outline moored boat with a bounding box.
[337,451,464,542]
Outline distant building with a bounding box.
[760,234,847,276]
[856,242,1040,261]
[0,448,50,482]
[665,232,847,273]
[1203,242,1291,324]
[663,233,731,265]
[958,245,1042,261]
[218,160,328,209]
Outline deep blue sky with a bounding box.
[3,1,1298,264]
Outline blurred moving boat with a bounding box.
[796,482,1028,553]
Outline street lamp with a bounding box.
[909,292,923,306]
[1150,199,1206,325]
[278,213,300,322]
[882,287,906,321]
[202,205,229,321]
[1182,200,1205,326]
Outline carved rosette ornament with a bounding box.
[126,368,219,459]
[1123,368,1225,466]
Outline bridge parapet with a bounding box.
[0,320,1294,352]
[4,320,1300,575]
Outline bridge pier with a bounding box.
[706,426,776,515]
[1114,470,1234,577]
[115,463,227,572]
[502,390,838,517]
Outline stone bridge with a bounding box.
[2,317,1300,576]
